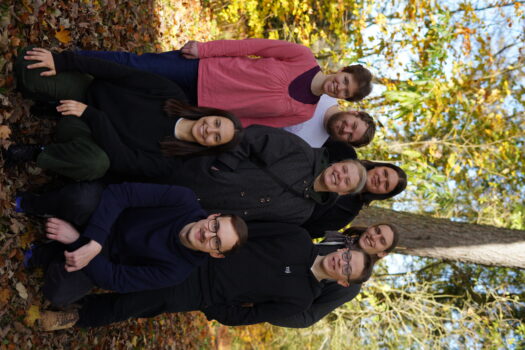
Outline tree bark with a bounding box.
[352,207,525,269]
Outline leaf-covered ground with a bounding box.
[0,1,228,348]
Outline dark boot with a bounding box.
[4,144,44,166]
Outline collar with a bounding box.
[308,149,337,204]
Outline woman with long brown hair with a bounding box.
[8,48,243,181]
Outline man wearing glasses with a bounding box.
[39,223,374,330]
[23,182,248,308]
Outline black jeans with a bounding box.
[77,271,204,327]
[21,181,105,227]
[29,242,95,307]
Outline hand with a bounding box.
[181,40,200,59]
[56,100,87,117]
[64,240,102,272]
[46,217,80,244]
[25,48,56,76]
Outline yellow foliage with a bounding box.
[55,26,72,44]
[24,305,40,327]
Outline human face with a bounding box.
[191,116,235,147]
[326,111,368,144]
[322,71,358,99]
[179,214,238,258]
[365,166,400,194]
[358,225,394,257]
[317,161,362,195]
[321,248,366,287]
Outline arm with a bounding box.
[203,300,307,326]
[82,256,185,293]
[52,51,186,99]
[270,283,362,328]
[198,39,315,63]
[80,105,177,179]
[83,182,198,245]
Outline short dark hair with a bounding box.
[341,223,400,254]
[358,160,407,205]
[342,65,373,102]
[349,249,375,284]
[160,99,244,157]
[220,214,248,256]
[352,111,376,147]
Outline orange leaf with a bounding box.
[55,26,72,44]
[0,288,11,306]
[0,125,11,139]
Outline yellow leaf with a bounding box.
[24,305,40,327]
[0,125,11,139]
[55,26,72,44]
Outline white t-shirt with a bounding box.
[283,94,338,147]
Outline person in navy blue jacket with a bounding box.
[25,182,248,307]
[38,223,375,330]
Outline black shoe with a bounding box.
[4,144,44,166]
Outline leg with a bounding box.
[76,50,198,104]
[43,260,95,307]
[36,117,110,181]
[76,271,203,327]
[20,181,105,227]
[15,47,93,102]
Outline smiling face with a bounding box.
[365,166,400,194]
[358,225,394,256]
[179,214,238,258]
[317,161,363,195]
[326,111,368,145]
[320,248,366,287]
[191,116,235,147]
[322,71,359,99]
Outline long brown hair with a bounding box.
[160,99,244,157]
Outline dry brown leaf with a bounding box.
[15,282,28,300]
[0,125,11,139]
[0,288,11,306]
[55,26,72,44]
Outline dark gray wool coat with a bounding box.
[161,125,337,224]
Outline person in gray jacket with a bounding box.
[159,125,368,224]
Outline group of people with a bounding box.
[7,38,407,331]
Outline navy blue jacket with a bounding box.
[82,183,208,293]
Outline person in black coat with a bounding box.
[271,223,399,327]
[8,48,243,181]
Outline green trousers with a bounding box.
[15,48,109,181]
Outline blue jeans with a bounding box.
[76,50,199,105]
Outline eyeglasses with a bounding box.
[341,249,353,283]
[207,215,223,254]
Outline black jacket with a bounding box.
[165,125,337,224]
[302,194,364,238]
[53,51,186,179]
[270,242,362,328]
[200,223,321,325]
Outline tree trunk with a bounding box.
[352,207,525,269]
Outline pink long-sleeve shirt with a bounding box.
[197,39,320,128]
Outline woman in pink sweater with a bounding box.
[77,39,373,128]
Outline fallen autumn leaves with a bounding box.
[0,1,218,348]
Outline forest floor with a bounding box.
[0,1,251,349]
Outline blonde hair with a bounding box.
[343,159,367,194]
